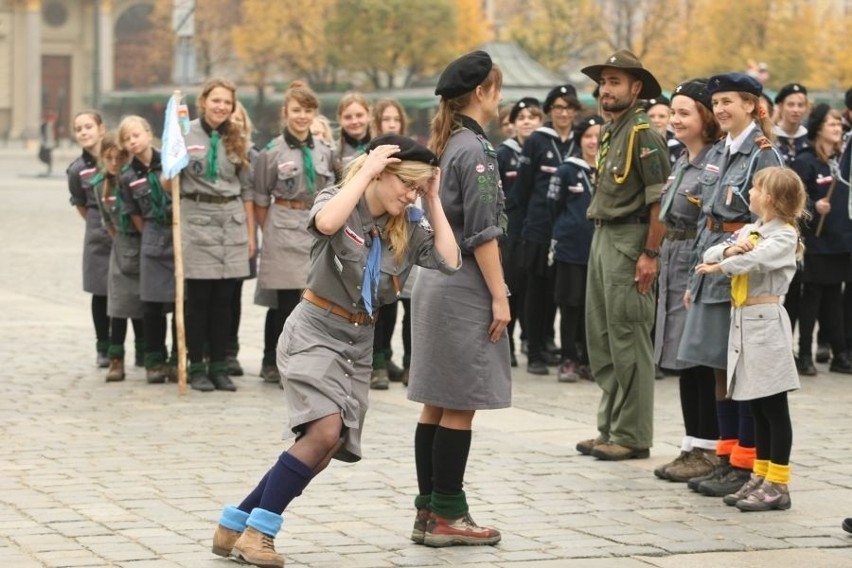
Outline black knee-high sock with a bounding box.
[716,399,738,441]
[432,426,472,496]
[415,423,439,496]
[263,309,278,365]
[751,399,772,462]
[91,295,110,344]
[738,400,755,448]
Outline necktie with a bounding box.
[597,129,611,178]
[206,130,220,181]
[361,227,382,314]
[658,162,686,221]
[301,145,315,195]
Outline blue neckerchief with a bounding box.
[361,227,382,314]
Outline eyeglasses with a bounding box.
[396,174,427,198]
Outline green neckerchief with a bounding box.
[148,172,169,225]
[302,145,315,195]
[206,130,220,182]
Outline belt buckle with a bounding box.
[594,219,603,228]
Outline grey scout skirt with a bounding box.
[107,232,144,319]
[82,208,112,296]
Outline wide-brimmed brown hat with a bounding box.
[581,49,661,99]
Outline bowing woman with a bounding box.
[211,136,458,568]
[172,78,255,392]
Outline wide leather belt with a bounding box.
[664,227,697,241]
[592,215,649,228]
[182,192,238,204]
[302,289,372,325]
[274,197,308,210]
[706,218,746,233]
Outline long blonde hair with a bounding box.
[752,166,809,258]
[341,154,436,263]
[428,66,503,157]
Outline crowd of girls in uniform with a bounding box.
[64,56,852,564]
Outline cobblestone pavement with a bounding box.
[2,148,852,567]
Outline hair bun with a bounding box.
[289,80,308,90]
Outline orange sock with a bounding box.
[716,438,736,458]
[730,443,756,470]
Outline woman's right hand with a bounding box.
[815,198,831,216]
[361,144,401,180]
[683,289,692,310]
[488,294,511,343]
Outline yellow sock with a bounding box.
[753,459,769,478]
[766,462,791,484]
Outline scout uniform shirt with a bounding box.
[688,123,784,304]
[772,124,809,165]
[547,156,595,265]
[496,137,524,240]
[254,130,335,290]
[305,187,460,316]
[586,104,670,221]
[517,124,576,245]
[68,149,112,295]
[335,132,370,180]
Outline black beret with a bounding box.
[435,50,493,99]
[672,79,712,111]
[509,97,541,122]
[774,83,808,104]
[642,95,670,110]
[707,73,762,97]
[543,84,579,113]
[368,134,437,166]
[845,87,852,110]
[573,114,604,146]
[806,103,831,141]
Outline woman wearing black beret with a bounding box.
[791,104,852,375]
[773,83,810,165]
[407,49,507,547]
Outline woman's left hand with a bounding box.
[695,262,722,274]
[424,167,442,201]
[248,229,256,259]
[361,144,401,179]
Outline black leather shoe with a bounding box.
[190,373,215,392]
[796,355,817,376]
[816,343,831,363]
[210,371,237,392]
[830,352,852,374]
[510,352,518,367]
[527,360,548,375]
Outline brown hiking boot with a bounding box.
[666,448,718,482]
[105,358,125,382]
[576,436,607,455]
[424,512,501,547]
[591,442,650,461]
[230,526,284,568]
[211,524,241,558]
[410,508,430,544]
[654,451,688,480]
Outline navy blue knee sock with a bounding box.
[239,452,314,515]
[716,399,738,440]
[737,400,755,448]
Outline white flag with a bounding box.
[162,94,189,179]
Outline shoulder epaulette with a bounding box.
[754,135,773,150]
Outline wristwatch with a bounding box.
[642,248,660,258]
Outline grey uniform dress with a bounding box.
[702,219,800,400]
[407,118,512,410]
[179,119,252,279]
[654,147,709,369]
[120,150,175,304]
[678,124,784,369]
[68,151,111,296]
[94,171,144,320]
[255,131,335,290]
[277,187,459,462]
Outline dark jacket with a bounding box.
[792,147,852,254]
[547,156,594,265]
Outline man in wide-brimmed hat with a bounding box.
[575,49,671,462]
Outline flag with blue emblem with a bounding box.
[161,92,189,180]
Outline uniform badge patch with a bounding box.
[705,164,720,173]
[343,226,364,246]
[639,146,658,158]
[419,216,433,233]
[475,163,486,173]
[186,145,206,152]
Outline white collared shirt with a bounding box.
[726,121,758,155]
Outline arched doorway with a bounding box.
[114,2,171,90]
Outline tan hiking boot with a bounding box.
[591,442,650,460]
[105,358,125,382]
[230,527,284,567]
[654,451,688,480]
[666,448,719,482]
[211,524,241,558]
[576,436,607,455]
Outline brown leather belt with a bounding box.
[182,192,239,204]
[744,295,780,306]
[706,218,746,233]
[275,197,308,210]
[664,227,697,241]
[302,289,372,325]
[592,215,649,228]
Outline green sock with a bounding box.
[144,351,166,369]
[107,344,125,358]
[414,494,431,511]
[209,361,227,374]
[429,490,468,519]
[189,361,207,376]
[96,340,109,354]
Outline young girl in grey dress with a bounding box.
[407,50,509,548]
[211,135,459,568]
[67,110,110,367]
[696,166,806,511]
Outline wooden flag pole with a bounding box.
[171,89,188,396]
[815,176,837,238]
